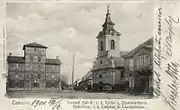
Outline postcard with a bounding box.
[0,0,180,110]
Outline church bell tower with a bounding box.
[97,5,121,58]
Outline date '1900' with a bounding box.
[31,98,63,110]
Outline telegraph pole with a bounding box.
[72,53,75,90]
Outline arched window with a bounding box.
[100,60,102,64]
[100,41,103,51]
[111,40,115,50]
[38,56,41,62]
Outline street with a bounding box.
[6,90,152,99]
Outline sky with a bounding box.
[6,2,153,84]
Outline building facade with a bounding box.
[92,6,127,92]
[123,38,153,94]
[7,42,61,90]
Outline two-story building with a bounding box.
[7,42,61,91]
[123,38,153,94]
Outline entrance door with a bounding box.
[31,80,40,90]
[139,77,147,93]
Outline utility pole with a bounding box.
[72,53,75,90]
[3,27,6,72]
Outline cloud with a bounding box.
[6,2,153,84]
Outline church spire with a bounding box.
[102,5,115,31]
[107,5,110,14]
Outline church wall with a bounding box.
[115,69,121,84]
[95,55,109,69]
[94,70,113,85]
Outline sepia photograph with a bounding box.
[5,2,153,99]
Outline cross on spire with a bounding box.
[107,5,110,14]
[102,5,115,31]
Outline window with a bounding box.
[137,56,143,68]
[146,55,151,65]
[38,74,41,79]
[38,56,41,62]
[121,70,125,77]
[136,55,151,67]
[144,55,151,65]
[100,60,102,64]
[15,73,18,78]
[38,65,41,70]
[52,75,54,79]
[139,56,142,66]
[129,59,134,70]
[136,57,140,68]
[16,64,18,69]
[144,55,148,65]
[100,41,103,51]
[30,65,33,70]
[34,48,36,51]
[52,65,55,70]
[30,74,33,79]
[136,79,140,87]
[140,56,144,65]
[99,74,102,78]
[30,56,33,62]
[110,40,115,50]
[15,81,19,87]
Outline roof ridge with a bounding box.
[123,37,153,58]
[23,42,47,50]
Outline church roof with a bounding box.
[120,51,129,56]
[23,42,47,50]
[7,56,25,63]
[113,56,124,67]
[92,55,124,71]
[46,58,61,65]
[102,5,115,30]
[123,37,153,58]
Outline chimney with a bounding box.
[56,56,59,59]
[9,53,12,56]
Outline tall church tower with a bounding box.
[92,6,124,91]
[97,5,121,58]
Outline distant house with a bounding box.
[7,42,61,91]
[80,70,94,91]
[123,38,153,94]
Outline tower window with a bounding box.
[99,74,102,78]
[38,74,41,79]
[100,60,102,64]
[100,41,103,51]
[38,56,41,62]
[111,40,115,50]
